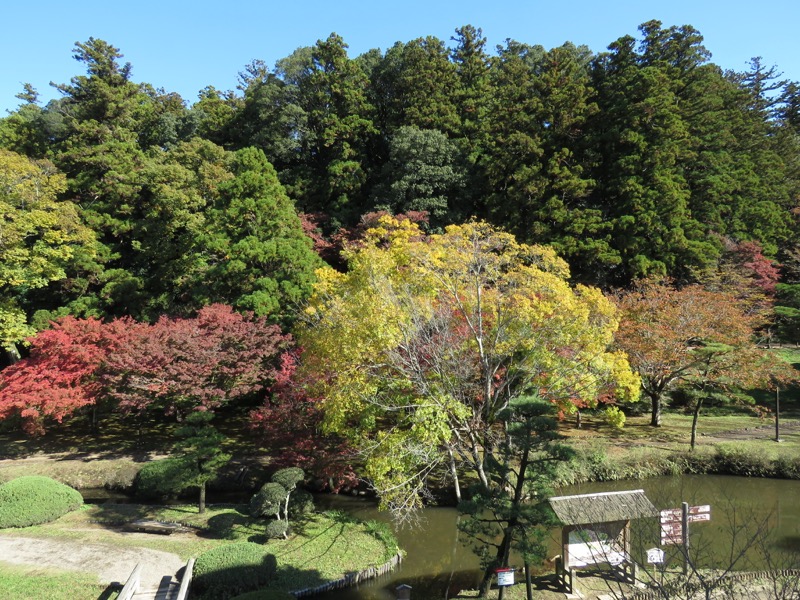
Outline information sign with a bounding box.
[647,548,666,564]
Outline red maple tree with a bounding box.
[250,348,356,490]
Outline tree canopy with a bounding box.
[298,217,639,515]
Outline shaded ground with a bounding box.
[0,533,185,589]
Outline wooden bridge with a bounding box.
[117,558,194,600]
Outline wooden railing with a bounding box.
[175,558,195,600]
[117,563,142,600]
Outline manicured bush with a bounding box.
[134,457,196,500]
[264,519,288,540]
[193,542,277,600]
[250,482,286,519]
[270,468,304,492]
[288,489,315,517]
[0,476,83,528]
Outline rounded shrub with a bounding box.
[193,542,277,600]
[134,457,196,500]
[250,482,286,519]
[0,476,83,528]
[264,519,289,540]
[288,489,315,517]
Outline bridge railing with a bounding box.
[175,557,195,600]
[117,563,142,600]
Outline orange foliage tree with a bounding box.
[614,280,791,437]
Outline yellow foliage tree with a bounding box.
[299,217,640,517]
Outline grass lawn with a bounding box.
[0,563,114,600]
[2,504,396,593]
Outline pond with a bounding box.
[312,475,800,600]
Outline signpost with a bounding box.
[660,503,711,574]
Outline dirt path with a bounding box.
[0,534,185,589]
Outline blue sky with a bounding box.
[3,0,798,113]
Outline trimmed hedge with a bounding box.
[193,542,277,600]
[264,519,288,540]
[0,476,83,528]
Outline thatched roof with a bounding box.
[548,489,658,526]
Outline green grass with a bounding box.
[3,504,396,593]
[0,563,115,600]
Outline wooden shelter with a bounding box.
[548,489,657,593]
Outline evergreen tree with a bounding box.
[199,147,322,324]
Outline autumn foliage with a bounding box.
[0,305,288,434]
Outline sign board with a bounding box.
[660,508,682,522]
[688,512,711,522]
[647,547,666,564]
[689,505,711,515]
[496,568,514,586]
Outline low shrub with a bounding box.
[134,457,196,500]
[0,476,83,528]
[193,542,277,600]
[264,519,289,540]
[712,444,774,477]
[288,489,315,517]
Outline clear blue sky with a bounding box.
[3,0,798,113]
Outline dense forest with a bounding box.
[2,20,800,346]
[2,19,800,404]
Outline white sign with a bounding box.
[688,512,711,522]
[647,547,665,564]
[496,569,514,586]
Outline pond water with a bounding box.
[81,475,800,599]
[312,475,800,600]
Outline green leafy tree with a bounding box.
[173,410,232,513]
[370,125,466,225]
[0,149,96,354]
[292,34,376,221]
[370,37,460,137]
[459,395,572,596]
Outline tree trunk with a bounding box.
[650,393,662,427]
[448,448,462,503]
[5,345,21,365]
[690,398,704,451]
[199,482,206,513]
[525,563,533,600]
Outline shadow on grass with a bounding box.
[87,503,153,527]
[96,583,120,600]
